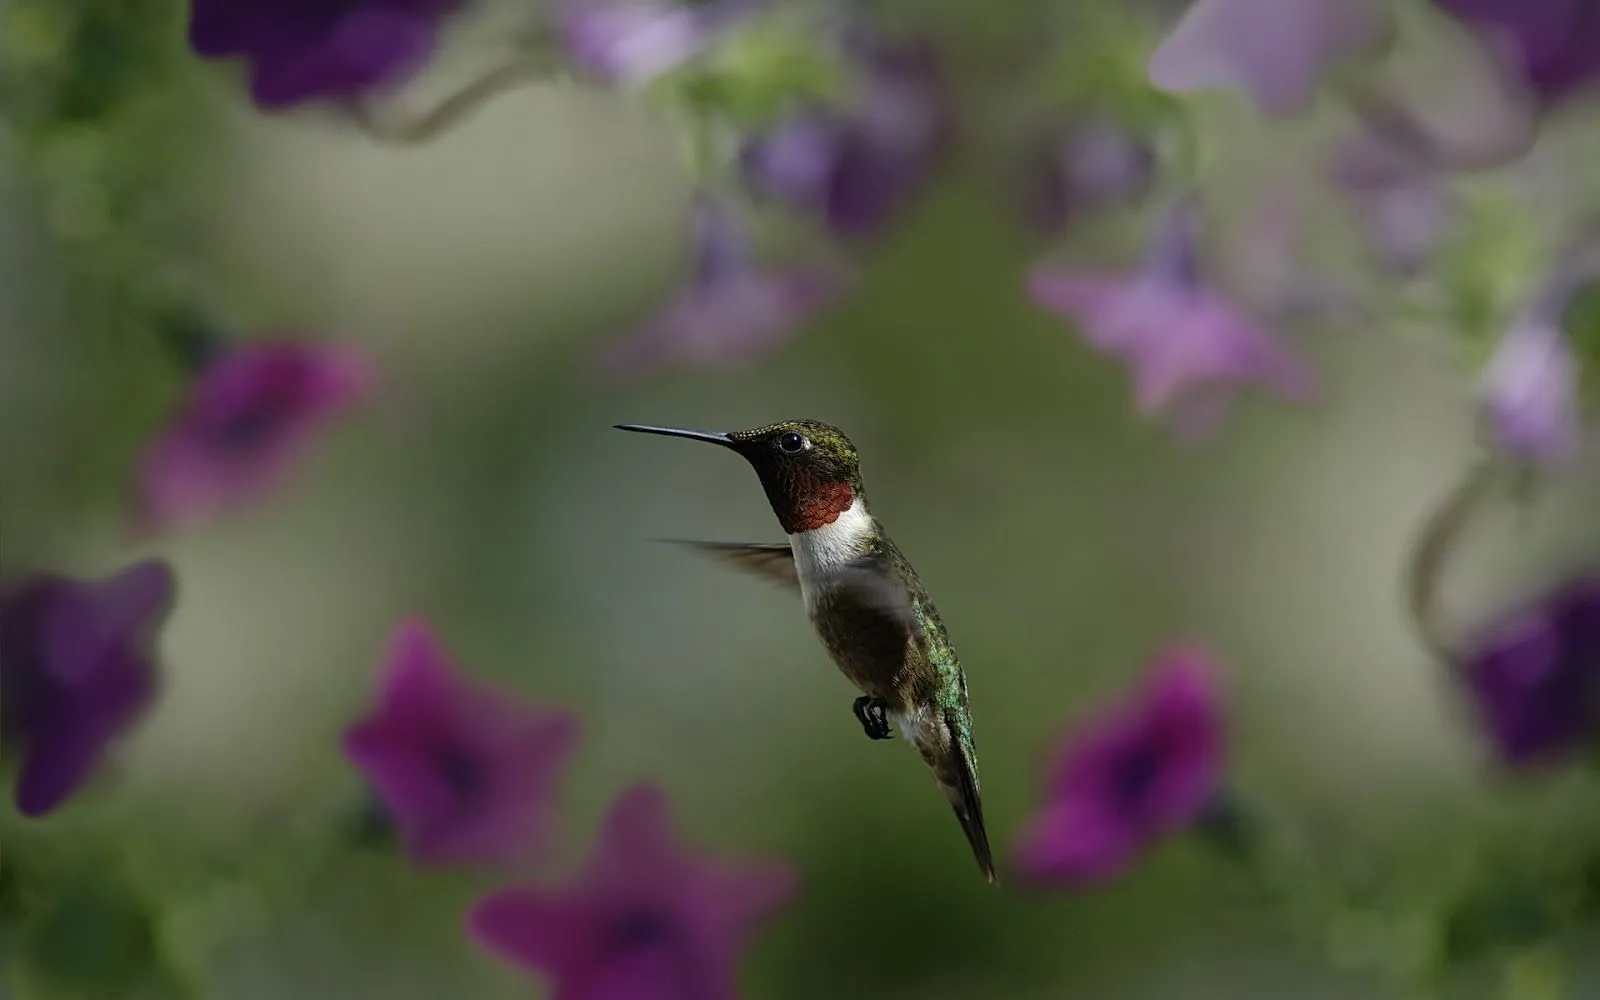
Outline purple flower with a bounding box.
[1013,643,1225,886]
[741,32,951,237]
[468,783,797,1000]
[591,199,844,379]
[1331,130,1457,275]
[558,0,752,86]
[0,561,174,818]
[1015,116,1156,236]
[133,340,373,535]
[1148,0,1392,117]
[1431,0,1600,108]
[1460,578,1600,764]
[1027,200,1317,436]
[343,619,581,868]
[188,0,466,110]
[1480,305,1580,466]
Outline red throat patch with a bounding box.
[788,480,855,532]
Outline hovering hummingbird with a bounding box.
[615,419,996,884]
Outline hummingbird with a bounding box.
[614,418,996,884]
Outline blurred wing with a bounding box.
[662,541,800,590]
[815,558,927,657]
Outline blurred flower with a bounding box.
[559,0,755,86]
[1460,577,1600,765]
[592,198,844,379]
[1332,129,1457,275]
[1148,0,1391,117]
[133,340,373,534]
[741,31,951,237]
[0,561,174,817]
[188,0,466,110]
[343,619,581,868]
[1014,643,1224,886]
[1480,304,1580,467]
[1015,116,1156,237]
[1027,199,1317,436]
[468,783,797,999]
[1431,0,1600,108]
[1226,188,1365,324]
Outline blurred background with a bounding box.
[7,0,1600,997]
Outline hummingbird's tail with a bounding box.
[911,706,997,885]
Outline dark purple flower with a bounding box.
[0,561,174,818]
[558,0,753,86]
[1013,643,1224,886]
[741,32,951,237]
[1016,116,1155,236]
[343,619,581,868]
[468,783,796,1000]
[1460,578,1600,764]
[133,340,373,534]
[188,0,467,110]
[1431,0,1600,108]
[1027,199,1317,437]
[591,198,845,378]
[1148,0,1392,117]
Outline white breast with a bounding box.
[789,497,874,609]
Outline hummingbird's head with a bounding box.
[614,418,864,533]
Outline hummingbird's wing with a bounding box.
[817,559,928,656]
[659,540,800,590]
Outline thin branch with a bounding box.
[351,57,549,145]
[1337,78,1539,174]
[1405,457,1502,662]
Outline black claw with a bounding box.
[852,696,894,741]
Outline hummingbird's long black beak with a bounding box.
[613,423,736,447]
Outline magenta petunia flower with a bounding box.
[1480,304,1581,467]
[740,31,952,237]
[0,560,175,818]
[343,619,581,868]
[1028,199,1317,436]
[132,340,373,535]
[1148,0,1391,117]
[1459,577,1600,765]
[188,0,467,110]
[591,198,844,379]
[1431,0,1600,108]
[1013,643,1225,886]
[468,782,797,1000]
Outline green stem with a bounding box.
[350,56,550,145]
[1405,458,1501,663]
[1333,75,1538,174]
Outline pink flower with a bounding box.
[1028,200,1317,436]
[343,619,582,868]
[592,199,844,379]
[1014,643,1225,886]
[133,340,373,534]
[1148,0,1392,117]
[469,783,797,1000]
[559,0,755,87]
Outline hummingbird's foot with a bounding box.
[853,696,895,741]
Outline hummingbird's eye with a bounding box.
[777,430,807,454]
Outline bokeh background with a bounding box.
[7,0,1600,997]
